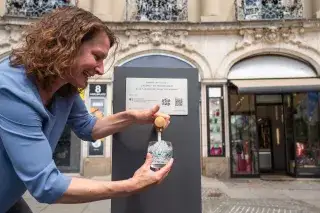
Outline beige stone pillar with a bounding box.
[0,0,6,17]
[302,0,312,19]
[112,0,126,22]
[200,0,220,22]
[92,0,113,21]
[313,0,320,18]
[188,0,200,22]
[201,0,235,22]
[77,0,93,12]
[202,0,219,16]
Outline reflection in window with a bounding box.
[293,93,320,173]
[126,0,188,21]
[230,89,258,175]
[236,0,303,21]
[207,87,224,157]
[6,0,73,17]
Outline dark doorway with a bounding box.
[53,125,81,173]
[256,104,286,173]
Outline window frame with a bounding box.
[228,87,260,177]
[206,85,225,157]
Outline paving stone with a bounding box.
[203,199,320,213]
[82,200,111,213]
[202,187,229,201]
[22,176,320,213]
[22,197,48,213]
[36,203,88,213]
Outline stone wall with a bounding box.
[202,157,230,179]
[82,157,112,177]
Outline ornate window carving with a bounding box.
[5,0,75,17]
[126,0,188,21]
[236,0,303,20]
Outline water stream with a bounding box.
[157,131,161,143]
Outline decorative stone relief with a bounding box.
[0,25,24,55]
[0,28,11,49]
[119,30,195,53]
[235,27,319,55]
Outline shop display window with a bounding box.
[207,87,225,157]
[229,89,259,176]
[293,93,320,175]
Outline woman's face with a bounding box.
[66,31,111,89]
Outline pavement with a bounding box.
[23,175,320,213]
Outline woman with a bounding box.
[0,6,172,213]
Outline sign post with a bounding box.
[88,84,107,156]
[89,83,107,97]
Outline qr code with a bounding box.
[175,98,183,106]
[162,98,171,106]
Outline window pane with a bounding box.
[230,92,255,113]
[230,89,259,175]
[208,88,221,98]
[294,92,320,175]
[208,96,223,156]
[256,95,282,104]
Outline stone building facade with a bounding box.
[2,0,320,179]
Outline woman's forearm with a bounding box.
[91,111,135,140]
[55,177,136,204]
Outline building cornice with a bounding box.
[2,16,320,33]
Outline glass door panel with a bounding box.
[283,94,295,176]
[229,89,259,176]
[230,114,259,175]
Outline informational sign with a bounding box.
[89,139,104,156]
[126,78,188,115]
[89,84,107,97]
[88,99,105,156]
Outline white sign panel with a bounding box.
[126,78,188,115]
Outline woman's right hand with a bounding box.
[129,153,174,193]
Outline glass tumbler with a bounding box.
[147,140,173,170]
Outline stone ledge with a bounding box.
[2,16,320,33]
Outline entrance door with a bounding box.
[256,103,286,173]
[229,90,259,177]
[272,105,286,171]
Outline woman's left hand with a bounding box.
[129,105,170,128]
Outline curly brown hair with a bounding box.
[9,6,118,96]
